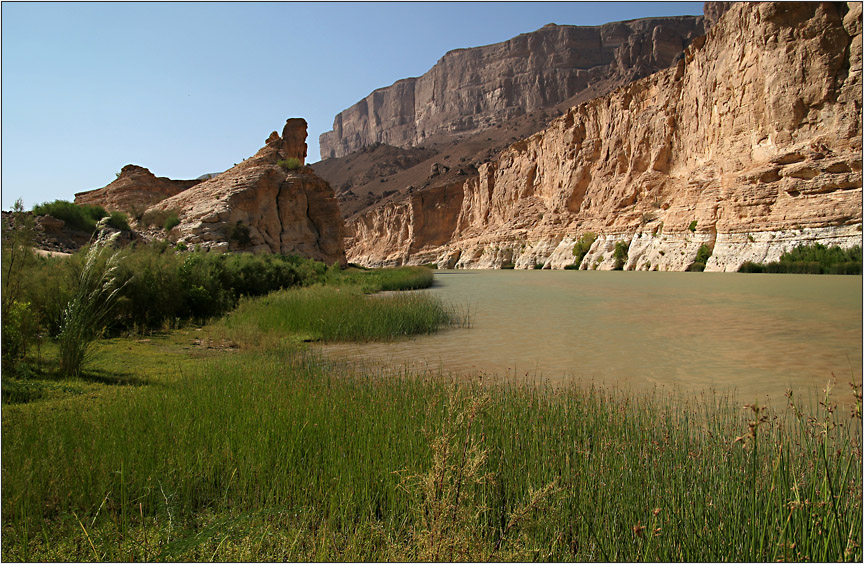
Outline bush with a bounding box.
[571,232,597,268]
[277,158,302,171]
[613,241,629,270]
[31,200,108,233]
[229,221,252,246]
[163,214,180,231]
[688,220,698,232]
[563,264,580,270]
[106,211,131,232]
[738,243,862,275]
[533,263,544,270]
[688,244,713,271]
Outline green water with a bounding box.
[322,270,862,405]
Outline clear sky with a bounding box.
[1,1,704,210]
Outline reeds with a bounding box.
[57,229,126,378]
[222,284,459,343]
[2,345,860,561]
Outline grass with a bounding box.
[328,265,435,293]
[1,251,861,561]
[1,329,860,561]
[220,284,461,344]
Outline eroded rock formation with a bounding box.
[147,119,346,264]
[320,16,707,159]
[74,165,201,215]
[345,2,863,272]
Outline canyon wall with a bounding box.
[320,17,707,159]
[345,2,863,272]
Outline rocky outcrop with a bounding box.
[345,2,862,272]
[320,16,706,159]
[146,119,346,264]
[74,165,201,216]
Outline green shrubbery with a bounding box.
[571,232,597,268]
[739,243,862,274]
[4,242,331,339]
[277,157,302,171]
[163,214,180,231]
[613,240,629,270]
[688,243,713,272]
[31,200,131,233]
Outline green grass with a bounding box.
[221,284,460,343]
[1,251,860,561]
[327,265,435,293]
[2,330,860,561]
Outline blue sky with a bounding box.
[2,1,703,210]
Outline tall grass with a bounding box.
[57,231,127,378]
[2,339,860,561]
[222,284,458,343]
[328,265,434,293]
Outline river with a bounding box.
[320,270,862,406]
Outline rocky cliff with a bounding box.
[146,119,346,264]
[345,2,862,272]
[74,165,202,215]
[320,16,707,159]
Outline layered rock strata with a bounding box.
[345,2,863,272]
[321,16,706,158]
[147,119,346,264]
[74,165,202,215]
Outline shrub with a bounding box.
[688,220,698,232]
[738,243,862,275]
[163,214,180,231]
[563,264,580,270]
[277,158,302,171]
[533,263,544,270]
[106,211,131,232]
[613,241,629,270]
[31,200,109,233]
[689,243,713,271]
[229,221,252,246]
[571,232,597,268]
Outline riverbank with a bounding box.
[2,290,861,561]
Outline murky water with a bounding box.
[320,270,862,405]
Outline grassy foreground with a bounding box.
[1,242,861,561]
[2,328,861,561]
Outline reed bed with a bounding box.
[2,341,860,561]
[329,265,435,293]
[221,284,458,343]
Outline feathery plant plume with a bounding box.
[58,224,128,378]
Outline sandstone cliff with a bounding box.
[74,165,202,215]
[146,119,346,264]
[345,2,863,272]
[320,16,706,159]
